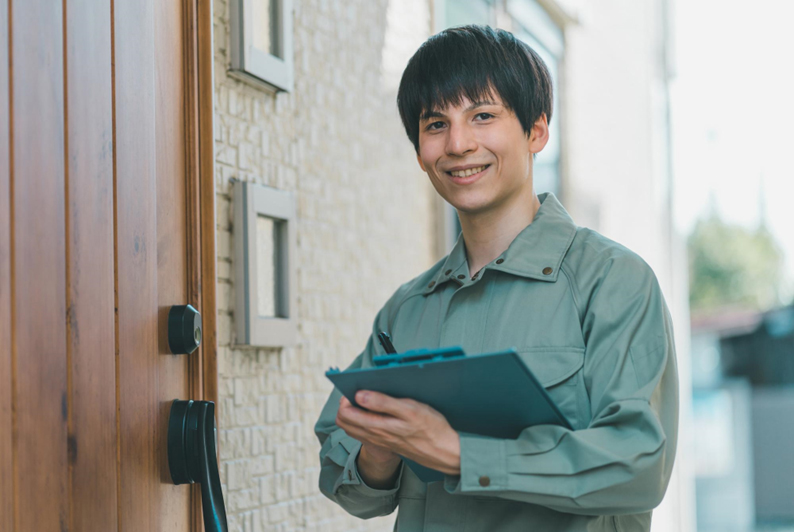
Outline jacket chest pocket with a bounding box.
[516,347,589,430]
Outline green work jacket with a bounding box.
[314,192,678,532]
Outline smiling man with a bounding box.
[314,25,678,532]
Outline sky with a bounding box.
[671,0,794,298]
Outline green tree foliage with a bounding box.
[688,214,785,314]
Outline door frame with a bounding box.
[184,0,218,528]
[186,0,217,407]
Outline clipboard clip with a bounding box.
[372,346,465,367]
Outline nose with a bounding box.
[445,120,477,157]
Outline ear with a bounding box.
[528,113,550,156]
[416,151,427,172]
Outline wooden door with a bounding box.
[0,1,217,531]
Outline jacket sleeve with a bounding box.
[314,307,406,519]
[443,253,679,516]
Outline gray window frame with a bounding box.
[233,181,297,347]
[230,0,294,93]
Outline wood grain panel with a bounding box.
[10,1,68,531]
[113,0,159,529]
[65,0,118,530]
[2,1,209,530]
[0,1,13,530]
[154,0,191,529]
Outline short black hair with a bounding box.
[397,25,553,152]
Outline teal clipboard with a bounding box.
[326,346,573,483]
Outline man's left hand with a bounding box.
[336,390,461,476]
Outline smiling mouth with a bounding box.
[446,164,490,178]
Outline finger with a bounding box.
[356,390,418,418]
[337,397,360,427]
[337,396,375,428]
[338,395,367,421]
[338,401,406,441]
[336,411,390,449]
[339,399,394,429]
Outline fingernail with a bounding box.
[357,391,368,404]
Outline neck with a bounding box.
[458,186,541,278]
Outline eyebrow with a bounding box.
[420,99,498,121]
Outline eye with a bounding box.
[474,112,494,121]
[426,121,446,131]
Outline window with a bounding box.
[230,0,294,92]
[507,0,563,199]
[438,0,494,27]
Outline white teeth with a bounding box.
[450,165,487,178]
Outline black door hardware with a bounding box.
[168,399,228,532]
[168,304,202,354]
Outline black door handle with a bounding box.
[168,399,228,532]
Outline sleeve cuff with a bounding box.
[339,438,403,496]
[444,433,507,495]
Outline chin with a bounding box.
[448,196,493,216]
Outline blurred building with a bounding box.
[213,0,695,530]
[691,304,794,531]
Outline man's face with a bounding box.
[416,92,548,216]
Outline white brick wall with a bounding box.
[213,0,436,530]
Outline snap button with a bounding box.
[495,258,504,264]
[479,476,490,487]
[427,281,436,288]
[542,267,553,275]
[444,269,452,275]
[457,274,465,280]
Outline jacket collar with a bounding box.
[422,192,577,295]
